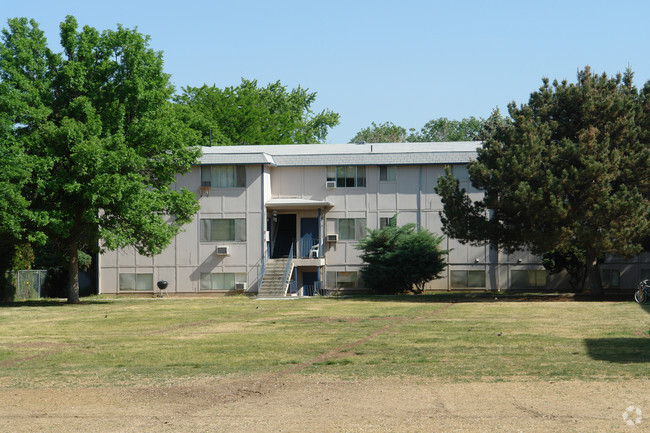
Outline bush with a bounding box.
[356,215,448,294]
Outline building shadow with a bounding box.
[584,338,650,363]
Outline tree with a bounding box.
[177,79,340,145]
[349,121,407,143]
[408,116,483,142]
[356,215,447,294]
[436,67,650,293]
[0,16,202,303]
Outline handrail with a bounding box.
[281,242,294,296]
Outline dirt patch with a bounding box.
[1,376,647,432]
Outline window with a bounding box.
[511,270,546,289]
[338,218,366,240]
[601,269,620,289]
[380,217,391,229]
[450,270,486,288]
[200,219,246,242]
[326,271,359,289]
[327,166,366,187]
[119,273,153,291]
[379,166,397,182]
[451,164,470,181]
[201,165,246,188]
[200,273,246,291]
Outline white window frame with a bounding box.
[200,218,246,242]
[200,273,246,291]
[337,218,366,240]
[119,273,154,292]
[510,269,547,289]
[327,166,366,188]
[450,270,486,288]
[379,166,397,182]
[201,165,246,188]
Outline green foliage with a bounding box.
[436,67,650,292]
[408,116,484,142]
[349,113,507,144]
[177,78,340,145]
[356,215,447,294]
[348,121,407,143]
[0,16,202,302]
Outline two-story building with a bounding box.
[98,142,649,296]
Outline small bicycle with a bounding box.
[634,279,649,304]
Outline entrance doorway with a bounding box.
[271,214,296,258]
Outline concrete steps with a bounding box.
[257,258,292,298]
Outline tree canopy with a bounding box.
[436,67,650,292]
[177,79,340,145]
[349,113,506,144]
[349,121,407,143]
[356,215,447,294]
[0,16,202,302]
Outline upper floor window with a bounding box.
[200,218,246,242]
[327,166,366,187]
[451,164,470,181]
[201,165,246,188]
[379,166,396,182]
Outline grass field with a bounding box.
[1,295,648,387]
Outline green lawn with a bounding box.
[0,296,648,387]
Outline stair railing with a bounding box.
[281,242,294,296]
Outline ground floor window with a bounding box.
[326,271,359,289]
[119,273,153,291]
[601,269,620,289]
[511,270,547,289]
[450,270,485,288]
[200,272,246,291]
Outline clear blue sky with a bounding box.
[4,0,650,144]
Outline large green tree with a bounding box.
[348,121,407,143]
[436,67,650,293]
[177,79,340,145]
[356,215,447,294]
[0,16,201,302]
[408,116,484,142]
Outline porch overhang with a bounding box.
[265,198,334,210]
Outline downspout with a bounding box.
[317,208,322,284]
[260,165,266,290]
[417,165,423,230]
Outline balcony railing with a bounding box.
[300,237,320,258]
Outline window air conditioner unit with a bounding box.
[325,180,336,189]
[235,282,247,291]
[215,246,230,256]
[201,180,211,188]
[326,234,338,242]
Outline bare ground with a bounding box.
[1,376,648,433]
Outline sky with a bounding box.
[4,0,650,144]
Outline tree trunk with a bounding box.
[67,243,80,304]
[583,254,603,294]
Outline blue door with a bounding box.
[300,218,318,258]
[303,272,318,296]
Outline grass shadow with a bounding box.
[0,298,114,308]
[334,292,582,303]
[584,338,650,363]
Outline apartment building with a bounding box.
[98,142,649,295]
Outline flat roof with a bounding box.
[199,142,479,166]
